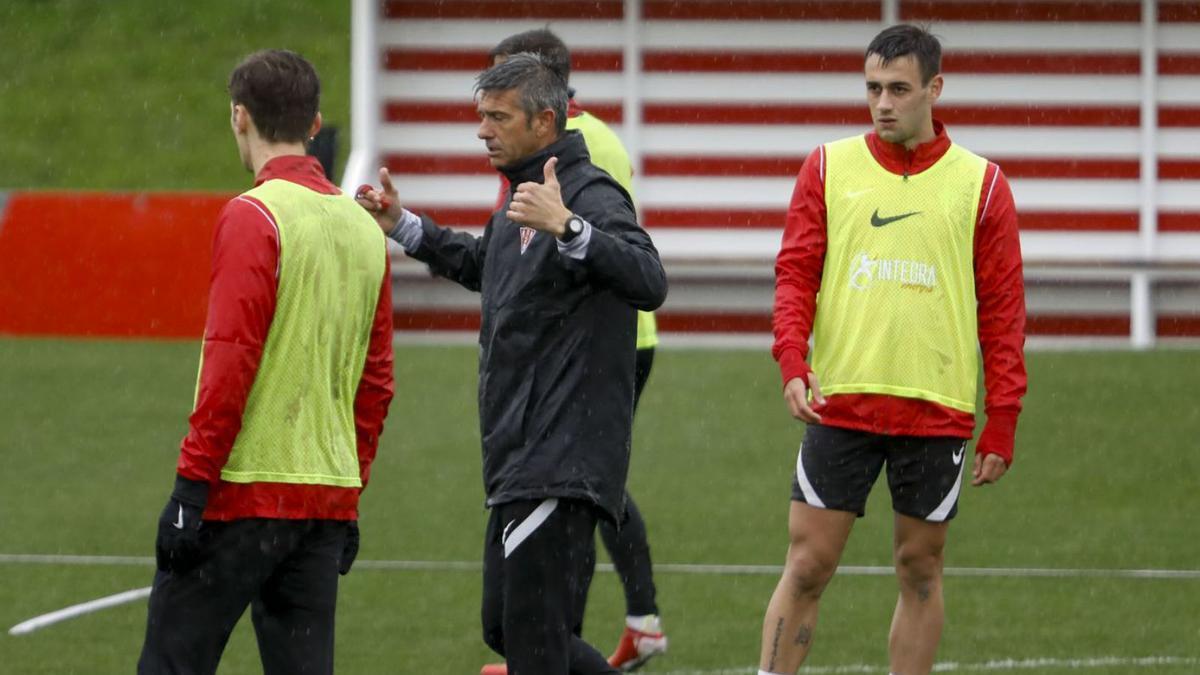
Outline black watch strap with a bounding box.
[561,215,584,243]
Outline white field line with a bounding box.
[660,656,1200,674]
[390,333,1200,352]
[8,586,151,636]
[2,554,1199,579]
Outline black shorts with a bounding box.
[790,425,969,522]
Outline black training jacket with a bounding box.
[410,130,668,521]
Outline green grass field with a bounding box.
[0,1,351,191]
[1,338,1198,674]
[4,3,1199,672]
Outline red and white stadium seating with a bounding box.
[343,0,1200,346]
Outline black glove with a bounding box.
[154,475,209,573]
[339,520,360,575]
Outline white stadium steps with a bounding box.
[351,0,1200,343]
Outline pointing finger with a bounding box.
[379,167,396,194]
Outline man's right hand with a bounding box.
[154,476,209,574]
[354,167,405,233]
[783,373,825,424]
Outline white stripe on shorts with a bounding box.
[925,442,967,523]
[502,498,559,558]
[794,442,826,508]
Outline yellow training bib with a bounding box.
[210,180,387,486]
[568,111,658,350]
[811,135,985,413]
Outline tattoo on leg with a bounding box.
[917,582,932,602]
[793,624,812,646]
[767,618,784,671]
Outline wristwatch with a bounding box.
[560,214,585,243]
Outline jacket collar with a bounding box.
[253,155,339,195]
[500,129,589,184]
[865,119,952,177]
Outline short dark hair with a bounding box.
[475,53,568,134]
[228,49,320,143]
[866,24,941,85]
[489,28,571,84]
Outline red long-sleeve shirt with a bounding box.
[772,121,1027,464]
[176,155,395,520]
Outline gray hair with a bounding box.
[474,52,568,134]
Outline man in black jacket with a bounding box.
[357,53,667,675]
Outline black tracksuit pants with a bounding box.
[482,498,618,675]
[138,519,350,675]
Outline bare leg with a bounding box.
[758,501,856,673]
[887,513,948,675]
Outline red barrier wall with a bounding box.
[1,191,1196,341]
[0,192,230,339]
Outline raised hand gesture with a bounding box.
[354,167,405,233]
[507,157,573,236]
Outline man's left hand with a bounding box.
[507,157,573,235]
[971,452,1008,486]
[339,521,360,576]
[154,476,209,573]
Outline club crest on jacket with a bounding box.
[519,226,536,254]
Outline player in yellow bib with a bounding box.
[139,50,394,675]
[756,26,1027,675]
[484,30,667,674]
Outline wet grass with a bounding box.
[1,339,1198,673]
[0,1,351,191]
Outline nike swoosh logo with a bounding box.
[871,209,922,227]
[173,505,185,530]
[952,446,965,466]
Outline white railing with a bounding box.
[351,0,1199,347]
[1135,0,1160,347]
[340,0,382,195]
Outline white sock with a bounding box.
[758,670,786,675]
[626,614,662,633]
